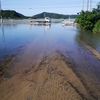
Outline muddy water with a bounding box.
[0,24,100,76]
[0,23,100,98]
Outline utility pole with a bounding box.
[0,0,3,24]
[90,0,92,11]
[82,0,84,11]
[87,0,89,11]
[44,12,45,18]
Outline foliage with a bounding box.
[93,20,100,34]
[75,10,100,31]
[32,12,77,19]
[0,10,77,19]
[1,10,26,19]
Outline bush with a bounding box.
[93,20,100,34]
[75,10,100,31]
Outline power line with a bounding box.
[0,0,1,13]
[82,0,84,10]
[82,0,93,11]
[0,0,3,23]
[90,0,92,11]
[87,0,89,11]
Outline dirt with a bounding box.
[0,54,15,77]
[0,52,94,100]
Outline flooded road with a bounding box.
[0,23,100,99]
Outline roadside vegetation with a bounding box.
[93,20,100,34]
[75,9,100,34]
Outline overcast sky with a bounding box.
[1,0,99,16]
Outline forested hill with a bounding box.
[32,12,77,19]
[1,10,77,19]
[1,10,26,19]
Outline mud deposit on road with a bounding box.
[0,52,94,100]
[0,54,15,77]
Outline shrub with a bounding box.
[93,20,100,34]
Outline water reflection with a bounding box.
[76,29,100,52]
[1,25,7,52]
[44,24,51,31]
[30,24,51,33]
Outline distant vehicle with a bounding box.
[29,17,51,25]
[44,17,51,22]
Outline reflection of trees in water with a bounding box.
[75,29,100,52]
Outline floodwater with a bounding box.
[0,24,37,58]
[0,23,100,82]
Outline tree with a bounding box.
[93,20,100,34]
[75,10,100,31]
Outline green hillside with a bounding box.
[32,12,77,19]
[1,10,26,19]
[0,10,77,19]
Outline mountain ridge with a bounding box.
[32,12,77,19]
[1,10,77,19]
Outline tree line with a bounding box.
[75,9,100,34]
[0,10,77,19]
[32,12,77,19]
[1,10,26,19]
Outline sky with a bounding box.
[1,0,99,16]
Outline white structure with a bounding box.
[44,17,51,22]
[29,17,51,25]
[61,18,76,26]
